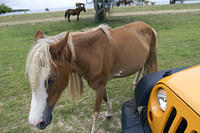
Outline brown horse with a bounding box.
[125,0,133,6]
[45,8,49,12]
[64,6,86,22]
[117,0,126,6]
[26,21,157,133]
[117,0,132,6]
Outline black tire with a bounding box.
[140,107,148,126]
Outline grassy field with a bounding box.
[0,6,200,133]
[0,3,200,23]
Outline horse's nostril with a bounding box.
[36,121,46,130]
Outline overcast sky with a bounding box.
[0,0,87,10]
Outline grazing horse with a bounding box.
[45,8,49,12]
[26,21,157,133]
[125,0,133,6]
[64,6,86,22]
[117,0,126,6]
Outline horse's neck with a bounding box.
[69,30,109,79]
[68,32,97,74]
[78,7,84,12]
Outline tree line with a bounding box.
[0,4,12,14]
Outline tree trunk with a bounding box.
[170,0,177,4]
[94,0,105,21]
[93,0,112,21]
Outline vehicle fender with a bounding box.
[135,67,189,106]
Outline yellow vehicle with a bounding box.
[122,65,200,133]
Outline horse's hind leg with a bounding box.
[77,14,80,21]
[68,14,71,22]
[133,68,143,88]
[103,91,112,120]
[91,86,106,133]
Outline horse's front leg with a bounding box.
[68,14,71,22]
[77,14,80,21]
[103,91,112,120]
[91,86,106,133]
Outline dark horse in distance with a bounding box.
[65,6,86,22]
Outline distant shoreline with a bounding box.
[11,9,30,12]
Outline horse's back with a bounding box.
[66,9,76,15]
[110,21,154,53]
[111,21,153,39]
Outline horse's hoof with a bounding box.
[90,128,97,133]
[106,115,112,120]
[103,115,112,120]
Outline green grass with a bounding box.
[1,9,200,133]
[0,3,200,23]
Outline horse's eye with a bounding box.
[48,75,56,84]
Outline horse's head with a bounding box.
[26,30,72,130]
[82,6,86,12]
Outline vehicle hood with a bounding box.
[160,65,200,116]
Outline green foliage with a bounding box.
[0,4,12,14]
[144,1,150,5]
[151,2,155,5]
[137,0,145,5]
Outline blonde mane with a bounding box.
[72,24,112,41]
[25,32,66,91]
[25,32,83,99]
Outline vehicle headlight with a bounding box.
[157,88,167,111]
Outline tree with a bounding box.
[87,0,112,21]
[0,4,12,14]
[169,0,177,4]
[170,0,184,4]
[137,0,145,5]
[94,0,104,21]
[144,1,150,5]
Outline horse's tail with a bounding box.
[144,28,158,74]
[65,10,68,18]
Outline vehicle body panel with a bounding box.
[160,65,200,116]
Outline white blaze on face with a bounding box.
[28,68,48,126]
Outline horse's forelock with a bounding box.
[25,32,68,93]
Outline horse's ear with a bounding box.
[34,29,44,44]
[50,32,70,59]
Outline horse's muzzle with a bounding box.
[36,107,52,130]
